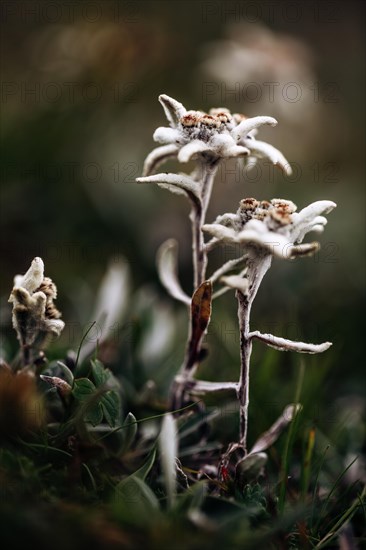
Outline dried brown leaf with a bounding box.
[187,281,212,369]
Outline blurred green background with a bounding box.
[1,0,365,445]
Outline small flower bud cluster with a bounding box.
[9,258,65,361]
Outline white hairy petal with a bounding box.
[204,236,222,253]
[244,156,258,171]
[153,126,183,145]
[142,144,179,176]
[209,133,249,157]
[220,275,249,294]
[156,239,191,306]
[243,218,269,234]
[289,242,320,258]
[11,288,46,313]
[17,257,44,294]
[233,116,277,140]
[238,230,292,258]
[13,275,24,287]
[311,215,328,227]
[291,201,336,242]
[310,224,326,233]
[250,331,332,353]
[203,221,292,259]
[43,318,65,337]
[236,220,292,258]
[213,213,239,226]
[178,140,211,163]
[293,201,336,225]
[159,94,186,127]
[202,223,237,242]
[245,139,292,175]
[222,145,250,158]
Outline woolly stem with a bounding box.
[170,162,218,411]
[236,254,272,453]
[190,162,218,289]
[236,291,252,453]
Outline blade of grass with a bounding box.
[278,359,305,512]
[310,444,330,527]
[314,455,359,531]
[16,438,73,458]
[75,321,97,370]
[301,427,316,501]
[82,462,97,491]
[95,400,201,442]
[313,487,365,549]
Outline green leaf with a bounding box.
[72,377,121,428]
[134,448,156,481]
[72,378,96,400]
[235,453,268,488]
[113,476,160,527]
[56,361,74,385]
[72,378,105,426]
[121,412,138,452]
[90,359,120,391]
[100,390,120,427]
[85,403,104,426]
[175,481,207,514]
[90,359,109,386]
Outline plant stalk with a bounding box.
[236,290,252,453]
[236,254,272,453]
[170,161,218,410]
[191,162,218,289]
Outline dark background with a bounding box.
[1,1,365,445]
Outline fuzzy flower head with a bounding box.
[203,198,336,260]
[142,94,292,176]
[9,257,65,351]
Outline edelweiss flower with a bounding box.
[9,257,65,350]
[142,94,292,176]
[203,198,336,259]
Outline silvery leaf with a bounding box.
[250,331,332,353]
[137,173,201,207]
[78,258,130,364]
[250,404,302,454]
[156,239,191,305]
[220,275,249,294]
[159,413,178,508]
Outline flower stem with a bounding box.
[170,162,218,411]
[191,162,218,289]
[190,206,204,290]
[236,254,272,453]
[21,344,31,368]
[236,290,252,453]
